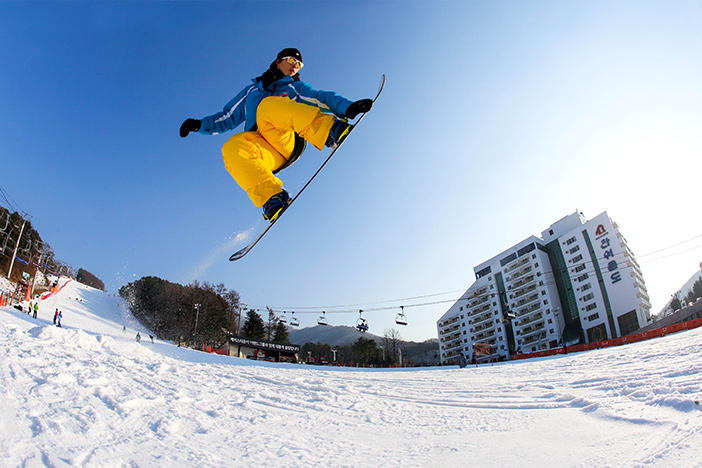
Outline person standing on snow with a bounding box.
[179,48,373,222]
[33,302,38,319]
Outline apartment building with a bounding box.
[437,211,651,364]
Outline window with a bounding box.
[577,273,589,282]
[568,245,581,255]
[572,254,583,263]
[565,236,577,245]
[582,283,592,291]
[575,264,586,273]
[585,303,597,312]
[587,313,599,321]
[617,310,640,336]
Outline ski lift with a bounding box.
[279,311,288,324]
[395,306,408,326]
[289,311,300,327]
[356,310,369,333]
[317,311,328,326]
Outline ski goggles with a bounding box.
[281,56,304,69]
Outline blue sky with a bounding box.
[2,1,701,341]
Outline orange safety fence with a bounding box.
[39,279,72,301]
[512,317,702,361]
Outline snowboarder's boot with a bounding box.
[325,119,353,148]
[262,190,291,222]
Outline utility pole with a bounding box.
[8,213,30,280]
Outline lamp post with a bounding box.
[193,304,201,338]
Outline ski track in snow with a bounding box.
[1,280,701,467]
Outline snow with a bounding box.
[1,280,701,467]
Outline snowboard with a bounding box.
[229,75,385,262]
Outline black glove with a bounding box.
[179,118,201,138]
[345,99,373,119]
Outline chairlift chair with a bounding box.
[395,306,408,326]
[317,311,328,326]
[289,311,300,327]
[279,311,288,324]
[356,310,369,333]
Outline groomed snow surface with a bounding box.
[1,280,701,468]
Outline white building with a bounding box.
[437,211,651,364]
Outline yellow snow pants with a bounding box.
[222,96,336,207]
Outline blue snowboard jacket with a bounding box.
[198,76,353,135]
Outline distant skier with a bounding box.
[57,311,62,328]
[33,302,38,319]
[53,309,58,325]
[180,48,373,222]
[136,332,141,343]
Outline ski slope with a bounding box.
[1,280,701,467]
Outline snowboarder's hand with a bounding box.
[345,99,373,119]
[179,118,201,138]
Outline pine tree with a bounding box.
[242,309,265,339]
[272,322,290,343]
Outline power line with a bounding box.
[0,184,24,214]
[242,235,702,318]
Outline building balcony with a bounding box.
[471,303,491,316]
[521,331,547,345]
[510,265,533,281]
[474,321,493,333]
[442,340,462,351]
[439,316,459,328]
[510,274,536,290]
[520,321,545,336]
[440,331,461,343]
[468,287,490,299]
[518,312,543,326]
[514,292,540,308]
[516,303,541,317]
[474,329,496,341]
[504,256,530,273]
[513,283,537,299]
[469,296,490,308]
[473,311,493,325]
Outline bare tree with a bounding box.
[382,328,405,366]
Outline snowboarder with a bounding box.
[180,48,373,222]
[33,302,38,319]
